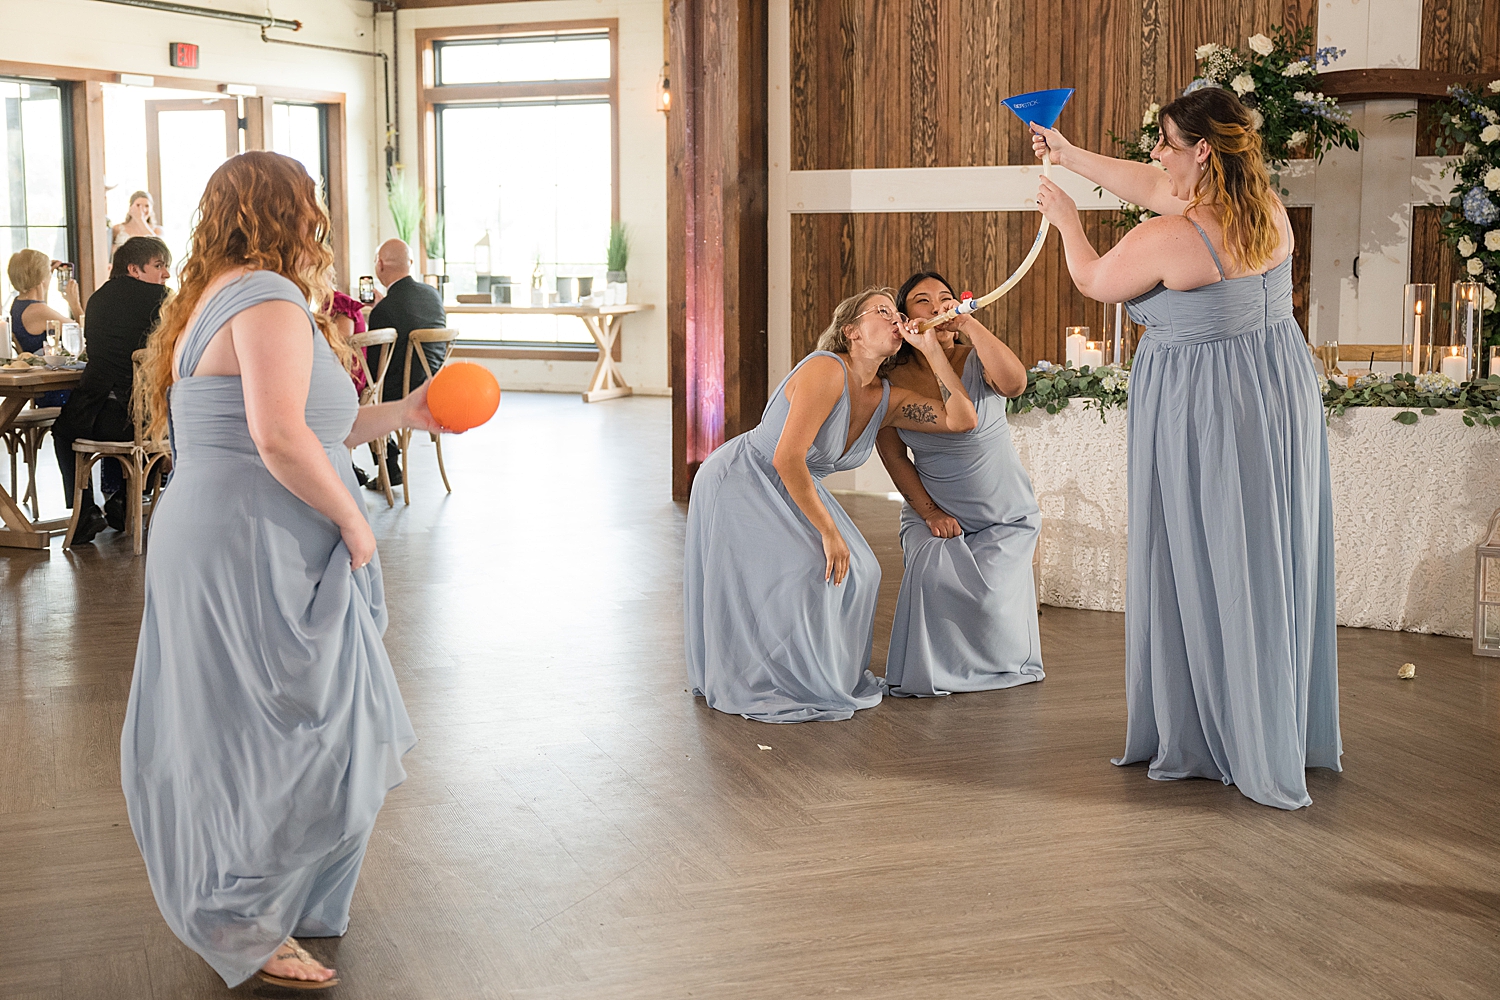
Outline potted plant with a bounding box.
[606,222,629,303]
[423,213,447,279]
[387,168,422,246]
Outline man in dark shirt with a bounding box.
[366,238,446,487]
[53,237,171,543]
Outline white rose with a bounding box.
[1485,108,1500,124]
[1459,236,1477,257]
[1483,124,1500,144]
[1487,230,1500,252]
[1142,103,1159,127]
[1487,167,1500,191]
[1469,257,1486,275]
[1195,43,1220,60]
[1491,80,1500,93]
[1230,73,1255,96]
[1248,34,1274,56]
[1485,287,1497,311]
[1288,130,1309,148]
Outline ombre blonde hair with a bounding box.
[1159,88,1283,272]
[138,151,347,440]
[816,286,896,354]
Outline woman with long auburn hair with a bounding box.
[684,287,977,722]
[1029,87,1340,809]
[124,151,443,989]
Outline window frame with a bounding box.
[0,75,79,299]
[416,20,620,354]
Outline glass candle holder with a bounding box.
[1064,326,1089,368]
[1402,284,1436,374]
[1453,281,1484,382]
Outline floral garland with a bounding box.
[1009,362,1500,429]
[1105,25,1361,225]
[1405,81,1500,361]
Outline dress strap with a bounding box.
[1188,219,1227,279]
[176,271,317,379]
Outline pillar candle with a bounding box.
[1440,349,1467,382]
[1065,333,1086,368]
[1081,342,1104,369]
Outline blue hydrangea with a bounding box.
[1463,186,1500,226]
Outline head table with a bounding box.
[1006,404,1500,638]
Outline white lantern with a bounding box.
[1477,509,1500,657]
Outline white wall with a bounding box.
[385,0,669,396]
[0,0,387,292]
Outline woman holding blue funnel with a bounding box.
[875,272,1042,698]
[1029,87,1340,810]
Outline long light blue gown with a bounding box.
[684,351,889,722]
[1115,222,1341,810]
[122,271,416,986]
[886,350,1045,696]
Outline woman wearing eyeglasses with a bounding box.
[875,271,1042,698]
[684,287,977,722]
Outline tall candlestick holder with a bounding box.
[1112,302,1125,366]
[1402,283,1436,375]
[1453,281,1484,383]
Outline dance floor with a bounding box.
[2,391,1497,999]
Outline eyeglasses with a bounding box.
[855,304,908,325]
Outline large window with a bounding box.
[1,78,72,306]
[272,101,328,202]
[422,25,618,346]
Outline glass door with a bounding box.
[145,98,239,268]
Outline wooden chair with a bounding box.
[2,404,61,519]
[394,328,458,505]
[348,327,398,507]
[63,351,170,554]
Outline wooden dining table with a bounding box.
[0,366,83,549]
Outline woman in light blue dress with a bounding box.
[685,287,978,722]
[1031,88,1340,809]
[125,153,444,988]
[876,271,1044,696]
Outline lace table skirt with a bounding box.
[1008,406,1500,637]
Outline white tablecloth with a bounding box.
[1007,405,1500,637]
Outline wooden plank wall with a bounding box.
[1417,0,1500,155]
[787,0,1318,367]
[1410,205,1466,345]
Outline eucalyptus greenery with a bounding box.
[386,169,423,247]
[1105,25,1360,224]
[1007,363,1500,431]
[1322,372,1500,427]
[1007,362,1131,421]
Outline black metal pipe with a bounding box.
[88,0,301,31]
[258,27,395,171]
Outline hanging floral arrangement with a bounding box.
[1105,25,1361,226]
[1410,81,1500,344]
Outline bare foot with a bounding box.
[260,938,337,984]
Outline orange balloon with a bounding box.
[426,362,501,432]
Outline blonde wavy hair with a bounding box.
[816,286,896,354]
[1159,88,1283,272]
[139,151,347,440]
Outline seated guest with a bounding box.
[365,238,446,488]
[324,279,373,485]
[7,248,84,407]
[51,237,172,543]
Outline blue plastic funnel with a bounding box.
[1001,88,1075,129]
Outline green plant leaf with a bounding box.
[1394,411,1419,425]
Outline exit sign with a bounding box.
[169,42,199,69]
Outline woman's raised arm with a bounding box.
[1031,124,1189,218]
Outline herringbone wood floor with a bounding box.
[1,393,1496,999]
